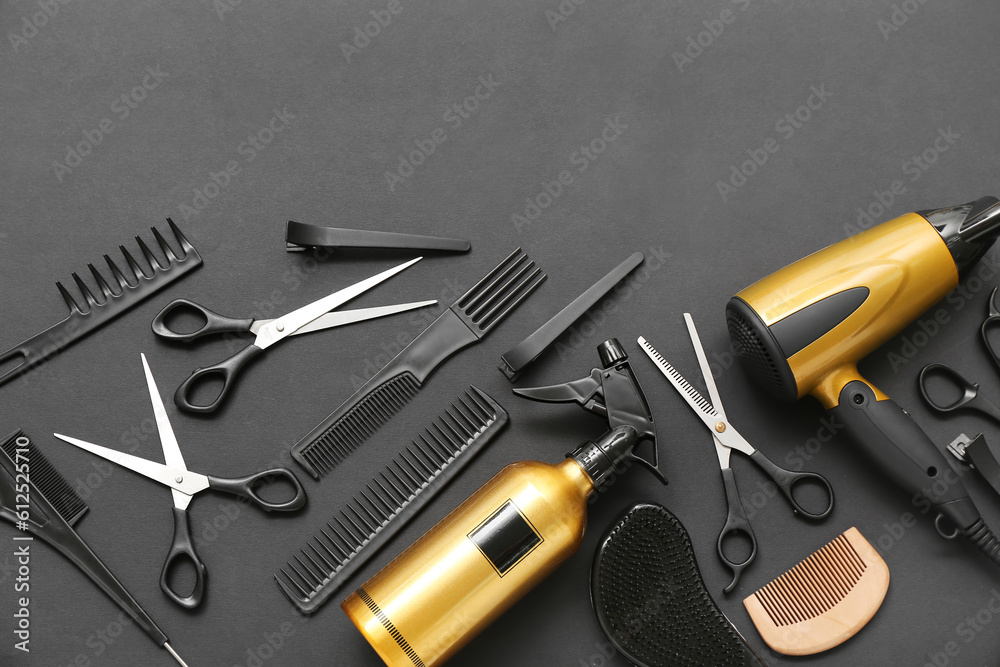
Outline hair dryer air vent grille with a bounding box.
[726,300,794,400]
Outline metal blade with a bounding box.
[637,336,721,425]
[249,300,437,336]
[253,257,422,350]
[52,434,209,496]
[683,314,727,421]
[140,353,191,510]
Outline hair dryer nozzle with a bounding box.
[921,196,1000,275]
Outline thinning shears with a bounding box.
[151,257,435,412]
[638,314,834,593]
[54,354,308,608]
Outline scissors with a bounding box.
[918,363,1000,425]
[982,287,1000,372]
[151,256,435,413]
[638,314,834,593]
[54,354,307,609]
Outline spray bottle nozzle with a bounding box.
[513,338,667,485]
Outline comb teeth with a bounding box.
[638,337,718,416]
[1,432,88,526]
[57,221,196,315]
[753,533,867,626]
[300,373,421,476]
[277,388,508,614]
[454,248,546,336]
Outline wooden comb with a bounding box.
[743,527,889,655]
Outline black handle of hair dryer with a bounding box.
[829,380,982,534]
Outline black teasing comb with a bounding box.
[592,503,767,667]
[0,219,202,387]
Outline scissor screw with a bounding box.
[715,422,726,433]
[175,476,183,483]
[276,323,285,332]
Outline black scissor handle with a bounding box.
[717,467,758,594]
[207,468,307,512]
[174,344,264,413]
[160,507,207,609]
[749,449,834,520]
[919,363,980,413]
[152,298,255,343]
[982,288,1000,371]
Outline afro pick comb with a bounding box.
[591,503,766,667]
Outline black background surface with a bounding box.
[3,1,1000,666]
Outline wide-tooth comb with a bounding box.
[743,527,889,655]
[277,387,508,613]
[292,249,544,478]
[0,219,202,387]
[0,431,180,657]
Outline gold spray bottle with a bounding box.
[342,339,668,667]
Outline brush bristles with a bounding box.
[752,533,867,627]
[1,433,88,527]
[55,220,198,315]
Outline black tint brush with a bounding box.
[292,248,545,478]
[0,431,189,666]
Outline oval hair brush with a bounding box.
[591,503,766,667]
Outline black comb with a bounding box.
[277,387,508,613]
[0,219,202,387]
[0,431,182,658]
[292,248,543,478]
[592,503,766,667]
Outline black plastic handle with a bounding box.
[174,344,264,413]
[159,507,207,609]
[748,449,834,520]
[207,468,307,512]
[716,466,757,594]
[152,298,255,343]
[919,363,980,413]
[830,381,982,534]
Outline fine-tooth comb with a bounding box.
[743,527,889,655]
[0,431,186,661]
[277,387,508,613]
[291,248,544,478]
[0,219,202,387]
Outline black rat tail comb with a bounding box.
[592,503,766,667]
[0,431,188,665]
[0,219,202,387]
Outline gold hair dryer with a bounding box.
[727,197,1000,564]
